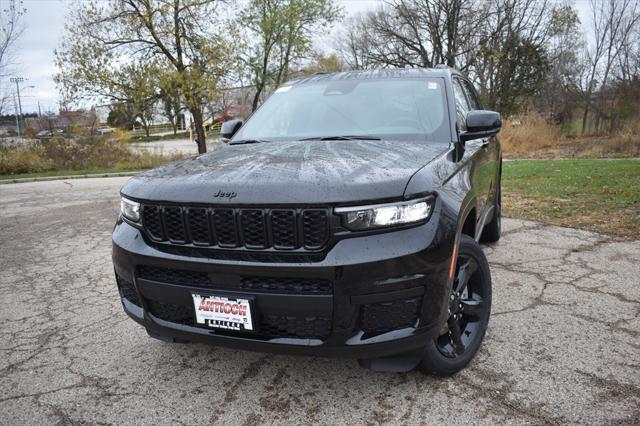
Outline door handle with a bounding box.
[481,139,490,148]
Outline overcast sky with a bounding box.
[6,0,592,114]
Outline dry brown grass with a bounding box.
[0,135,183,176]
[580,128,640,158]
[500,115,562,156]
[500,116,640,159]
[0,144,52,174]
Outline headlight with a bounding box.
[335,197,434,231]
[120,197,140,222]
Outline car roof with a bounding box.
[284,67,461,87]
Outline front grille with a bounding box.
[116,273,141,306]
[140,204,330,251]
[138,266,333,295]
[138,265,210,286]
[165,207,186,242]
[303,210,330,249]
[360,297,422,335]
[146,299,194,325]
[240,276,333,294]
[142,206,163,240]
[260,315,332,340]
[146,299,331,340]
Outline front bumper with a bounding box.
[112,209,455,359]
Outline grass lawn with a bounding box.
[0,167,145,181]
[502,159,640,239]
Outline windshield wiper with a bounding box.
[229,139,270,145]
[298,135,382,141]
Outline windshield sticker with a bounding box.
[428,82,438,90]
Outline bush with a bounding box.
[112,129,130,141]
[0,135,183,175]
[43,136,131,170]
[0,145,52,174]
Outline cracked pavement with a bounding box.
[1,177,639,425]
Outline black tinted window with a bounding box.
[462,80,481,110]
[453,79,470,131]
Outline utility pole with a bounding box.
[10,77,25,137]
[38,101,42,117]
[13,94,21,137]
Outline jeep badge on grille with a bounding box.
[213,190,237,200]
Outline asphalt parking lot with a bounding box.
[1,177,639,424]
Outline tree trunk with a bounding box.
[581,104,590,135]
[252,84,264,112]
[191,107,207,154]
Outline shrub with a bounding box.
[111,129,130,141]
[0,135,183,175]
[0,145,52,174]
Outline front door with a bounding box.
[452,78,494,234]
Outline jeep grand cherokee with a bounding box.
[112,67,502,375]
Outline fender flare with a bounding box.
[456,194,478,242]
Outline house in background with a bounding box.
[24,109,97,133]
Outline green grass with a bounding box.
[0,167,146,181]
[502,159,640,238]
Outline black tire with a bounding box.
[418,235,492,376]
[480,185,501,243]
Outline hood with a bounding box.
[122,139,450,204]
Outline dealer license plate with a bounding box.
[192,294,254,331]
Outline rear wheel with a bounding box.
[418,235,491,376]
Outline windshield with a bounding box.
[233,78,451,143]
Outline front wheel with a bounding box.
[418,235,492,376]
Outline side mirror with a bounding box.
[460,110,501,143]
[220,119,243,142]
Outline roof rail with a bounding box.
[311,72,329,76]
[435,64,451,69]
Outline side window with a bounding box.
[462,80,481,110]
[452,78,470,131]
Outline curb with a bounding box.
[0,171,143,185]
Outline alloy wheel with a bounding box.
[436,253,488,358]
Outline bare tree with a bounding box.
[336,0,558,114]
[575,0,640,133]
[471,0,555,113]
[535,3,584,123]
[341,0,487,69]
[0,0,26,115]
[617,23,640,81]
[336,13,376,70]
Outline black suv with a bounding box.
[113,68,502,375]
